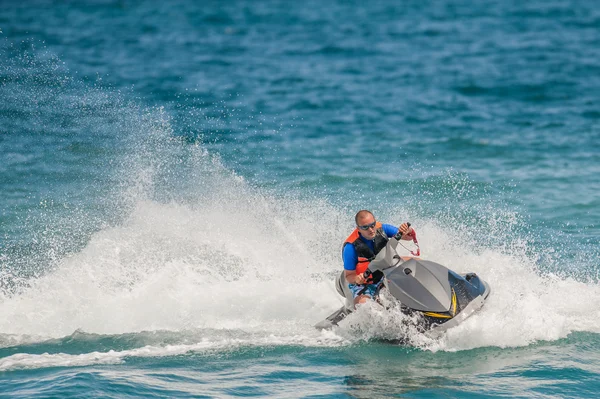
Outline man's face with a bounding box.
[356,214,377,240]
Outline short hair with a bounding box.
[355,210,374,225]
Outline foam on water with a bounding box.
[2,166,600,362]
[0,195,341,335]
[0,331,349,372]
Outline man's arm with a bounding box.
[382,222,413,240]
[382,223,399,238]
[342,244,366,284]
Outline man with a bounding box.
[343,210,415,306]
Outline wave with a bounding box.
[2,194,600,353]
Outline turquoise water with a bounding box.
[1,1,599,397]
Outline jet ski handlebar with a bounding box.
[393,222,412,240]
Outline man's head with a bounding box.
[355,210,377,240]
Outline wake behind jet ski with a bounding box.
[315,232,491,331]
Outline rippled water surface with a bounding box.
[1,0,599,397]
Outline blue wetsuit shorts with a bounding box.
[348,281,383,299]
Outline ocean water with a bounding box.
[1,0,599,397]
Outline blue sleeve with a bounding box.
[382,223,399,238]
[342,243,358,271]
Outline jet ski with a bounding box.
[315,235,491,331]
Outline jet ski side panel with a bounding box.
[431,279,491,331]
[335,270,354,311]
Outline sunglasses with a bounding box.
[357,221,377,231]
